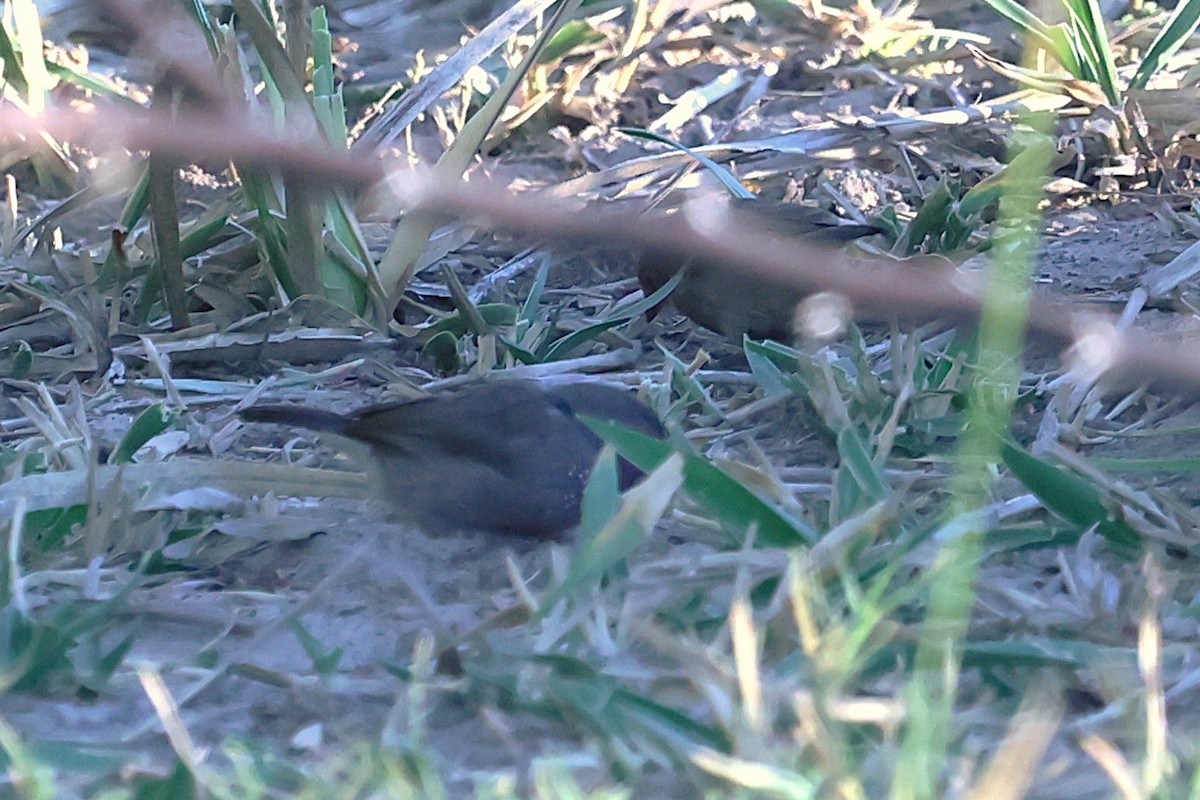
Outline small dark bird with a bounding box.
[636,198,885,341]
[240,380,665,538]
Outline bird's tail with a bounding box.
[239,405,351,434]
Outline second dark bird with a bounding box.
[240,380,665,539]
[636,198,884,341]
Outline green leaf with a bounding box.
[985,524,1082,553]
[979,0,1082,75]
[9,341,31,380]
[45,61,136,103]
[423,303,519,339]
[543,453,682,607]
[539,19,605,64]
[658,348,724,417]
[111,404,177,465]
[179,213,235,259]
[898,178,955,254]
[610,685,731,753]
[1000,441,1140,548]
[132,758,196,800]
[576,446,623,538]
[541,318,628,362]
[1089,456,1200,473]
[1062,0,1120,103]
[836,426,889,506]
[23,505,87,553]
[241,179,295,297]
[1130,0,1200,91]
[495,336,541,365]
[744,338,808,398]
[519,255,551,325]
[963,635,1133,668]
[0,21,29,98]
[582,418,815,546]
[288,619,344,675]
[611,266,685,321]
[514,654,732,753]
[422,330,460,374]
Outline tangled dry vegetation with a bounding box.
[5,0,1200,797]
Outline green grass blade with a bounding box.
[45,62,136,103]
[1130,0,1200,90]
[110,403,177,466]
[10,0,47,115]
[1000,442,1140,548]
[542,453,681,608]
[836,426,890,508]
[583,418,816,546]
[978,0,1082,75]
[519,255,551,325]
[893,120,1051,799]
[0,20,29,97]
[376,0,585,301]
[1063,0,1121,103]
[541,319,629,362]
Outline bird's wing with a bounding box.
[344,383,568,468]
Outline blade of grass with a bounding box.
[1130,0,1200,91]
[891,113,1052,799]
[1000,441,1140,548]
[110,403,177,466]
[147,101,189,329]
[9,0,46,116]
[583,418,816,546]
[375,0,585,305]
[541,453,682,608]
[618,128,754,198]
[357,0,560,152]
[978,0,1082,75]
[1062,0,1121,103]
